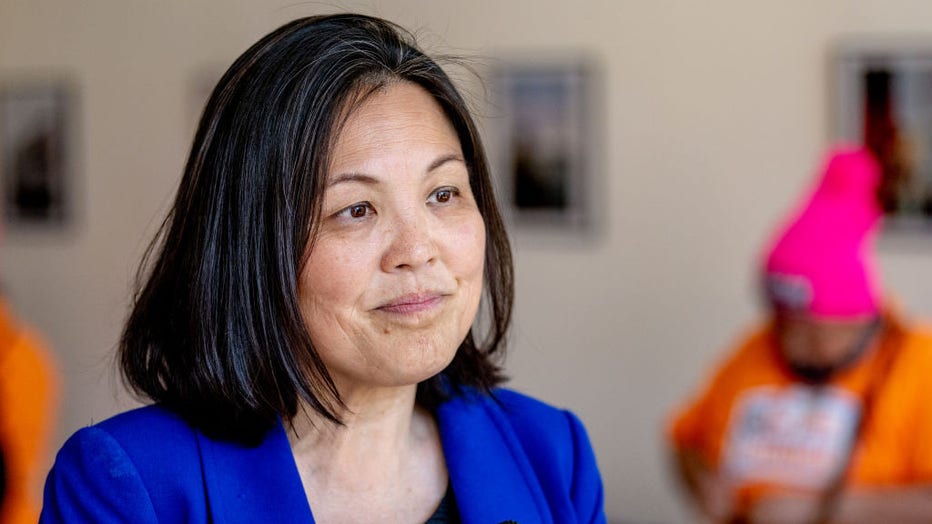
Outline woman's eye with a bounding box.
[338,203,373,220]
[429,187,459,204]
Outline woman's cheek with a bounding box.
[454,213,486,276]
[302,234,375,305]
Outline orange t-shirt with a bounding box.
[0,300,59,524]
[670,310,932,504]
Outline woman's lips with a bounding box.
[376,293,445,315]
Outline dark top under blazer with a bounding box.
[41,388,606,523]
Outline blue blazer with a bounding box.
[41,388,606,523]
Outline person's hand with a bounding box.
[693,466,734,522]
[746,490,823,524]
[673,449,737,522]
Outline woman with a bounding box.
[41,14,605,523]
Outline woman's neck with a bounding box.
[287,384,431,484]
[286,384,449,522]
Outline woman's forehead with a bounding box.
[327,84,462,173]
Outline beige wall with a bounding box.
[4,1,932,522]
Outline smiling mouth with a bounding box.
[376,293,446,315]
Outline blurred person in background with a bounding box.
[0,289,59,524]
[40,14,605,523]
[668,147,932,523]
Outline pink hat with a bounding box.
[762,146,884,318]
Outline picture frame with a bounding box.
[0,82,74,228]
[832,39,932,228]
[486,57,598,232]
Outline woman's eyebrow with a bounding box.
[328,154,465,188]
[427,153,465,173]
[327,172,379,188]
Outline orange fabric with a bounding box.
[0,300,59,524]
[669,309,932,508]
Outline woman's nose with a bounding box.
[380,209,437,272]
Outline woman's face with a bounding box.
[299,82,486,395]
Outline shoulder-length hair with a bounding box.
[120,13,513,444]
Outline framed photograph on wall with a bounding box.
[487,57,598,232]
[0,82,74,228]
[833,40,932,228]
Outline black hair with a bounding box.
[119,13,513,444]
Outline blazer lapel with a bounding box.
[197,421,315,523]
[437,391,552,524]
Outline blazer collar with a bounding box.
[195,389,549,524]
[197,422,315,523]
[437,390,552,524]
